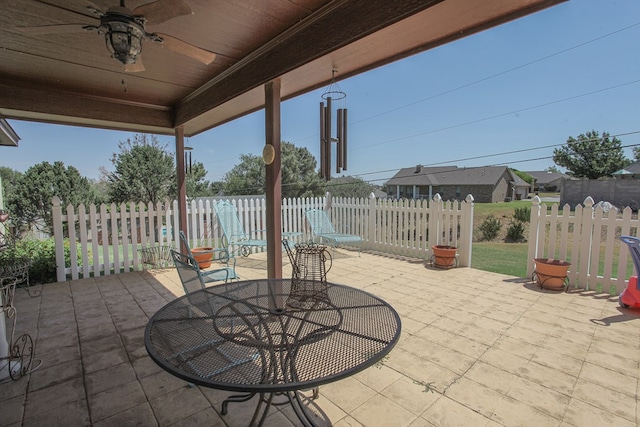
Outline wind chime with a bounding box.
[319,70,347,180]
[184,146,193,174]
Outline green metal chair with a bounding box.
[177,231,239,283]
[304,209,363,255]
[213,200,267,257]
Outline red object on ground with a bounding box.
[619,276,640,308]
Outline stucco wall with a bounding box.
[560,178,640,209]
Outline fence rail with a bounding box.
[527,196,639,294]
[52,194,474,282]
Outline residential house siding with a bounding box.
[386,165,528,203]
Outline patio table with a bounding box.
[145,278,401,426]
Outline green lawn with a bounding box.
[472,242,530,278]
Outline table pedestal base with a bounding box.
[221,388,323,427]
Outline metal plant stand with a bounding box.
[0,257,40,297]
[1,275,41,381]
[283,239,332,309]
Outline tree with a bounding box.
[552,130,631,179]
[326,176,374,198]
[510,169,534,186]
[280,142,325,198]
[0,167,22,204]
[222,142,325,198]
[186,161,216,197]
[223,154,264,195]
[545,165,562,173]
[104,134,175,204]
[633,146,640,162]
[7,161,96,234]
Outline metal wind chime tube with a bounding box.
[184,147,193,174]
[319,71,348,180]
[325,96,332,179]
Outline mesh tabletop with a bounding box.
[145,279,401,393]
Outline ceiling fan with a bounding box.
[17,0,216,72]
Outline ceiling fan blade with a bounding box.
[155,34,216,65]
[125,61,146,73]
[33,0,103,18]
[132,0,192,25]
[16,24,89,35]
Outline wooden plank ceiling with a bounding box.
[0,0,565,136]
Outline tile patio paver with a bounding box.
[1,249,638,426]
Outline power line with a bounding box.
[292,21,640,144]
[353,79,640,150]
[351,22,640,126]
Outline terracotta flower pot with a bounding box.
[432,245,458,269]
[191,247,214,269]
[533,258,571,291]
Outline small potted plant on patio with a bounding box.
[532,258,571,291]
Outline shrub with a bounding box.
[479,215,502,241]
[0,236,85,284]
[506,221,526,242]
[513,206,531,223]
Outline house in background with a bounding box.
[523,170,568,192]
[386,165,529,203]
[612,161,640,179]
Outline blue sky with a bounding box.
[4,0,640,186]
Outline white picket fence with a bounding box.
[527,196,639,294]
[52,193,474,281]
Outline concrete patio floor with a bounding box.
[1,249,639,426]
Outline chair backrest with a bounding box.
[305,209,336,235]
[620,235,640,277]
[170,249,206,295]
[214,200,248,243]
[179,230,195,258]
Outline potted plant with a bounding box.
[532,258,571,291]
[431,245,458,269]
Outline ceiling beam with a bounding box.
[0,79,174,133]
[174,0,445,127]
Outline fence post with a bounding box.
[526,195,541,277]
[459,194,474,267]
[324,191,332,212]
[578,196,595,289]
[52,196,66,282]
[428,193,441,252]
[367,192,376,250]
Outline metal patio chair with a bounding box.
[177,231,239,284]
[213,200,267,257]
[304,209,363,255]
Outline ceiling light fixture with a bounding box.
[92,5,150,65]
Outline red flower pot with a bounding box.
[432,245,458,269]
[191,247,214,269]
[533,258,571,291]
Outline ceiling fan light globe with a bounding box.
[105,21,144,65]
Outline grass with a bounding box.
[460,198,558,278]
[471,196,636,280]
[472,242,529,278]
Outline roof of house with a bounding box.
[612,161,640,175]
[0,118,19,147]
[387,165,526,187]
[522,171,568,184]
